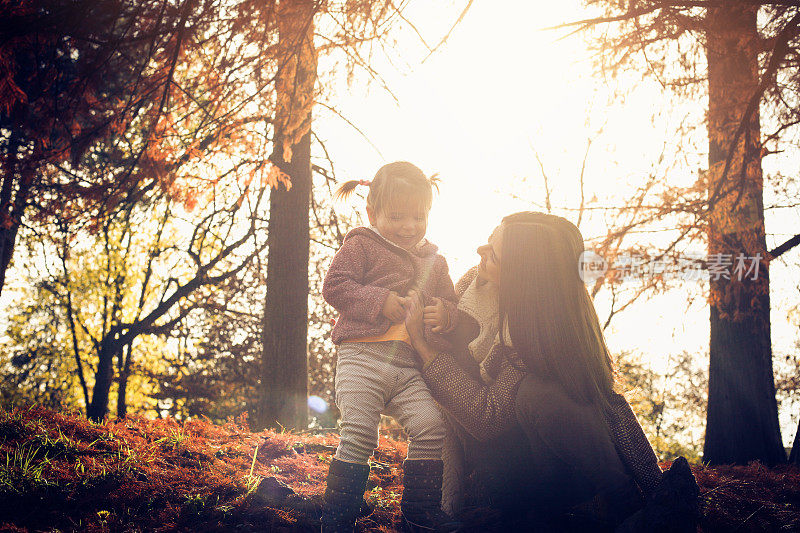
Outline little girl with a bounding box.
[321,161,461,533]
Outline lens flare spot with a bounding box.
[308,395,328,414]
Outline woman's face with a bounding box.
[477,225,502,284]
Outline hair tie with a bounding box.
[358,179,371,187]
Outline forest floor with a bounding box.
[1,406,799,532]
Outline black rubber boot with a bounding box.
[321,458,370,533]
[401,459,462,532]
[615,456,700,533]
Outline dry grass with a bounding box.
[692,460,800,532]
[0,406,798,532]
[0,405,404,532]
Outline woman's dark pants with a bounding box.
[459,375,642,530]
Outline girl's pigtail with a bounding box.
[428,173,441,194]
[334,179,369,201]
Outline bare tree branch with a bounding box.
[529,142,552,213]
[770,233,800,258]
[422,0,474,62]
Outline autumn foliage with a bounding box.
[1,405,799,532]
[0,405,407,532]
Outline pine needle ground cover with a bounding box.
[0,406,798,532]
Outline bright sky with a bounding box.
[318,2,712,271]
[316,1,800,445]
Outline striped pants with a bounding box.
[333,341,446,464]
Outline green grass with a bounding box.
[243,443,262,495]
[1,442,53,491]
[154,428,189,450]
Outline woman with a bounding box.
[405,212,696,530]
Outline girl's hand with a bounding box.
[382,291,409,323]
[424,297,450,333]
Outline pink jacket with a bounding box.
[323,227,458,349]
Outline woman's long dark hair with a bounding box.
[498,212,615,411]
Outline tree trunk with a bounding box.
[87,336,122,421]
[0,129,30,298]
[255,0,316,431]
[117,342,133,418]
[257,131,312,431]
[790,417,800,465]
[703,3,785,465]
[0,222,20,297]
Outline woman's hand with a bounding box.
[405,290,439,366]
[404,290,425,342]
[424,297,450,333]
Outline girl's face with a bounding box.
[367,200,429,250]
[477,225,502,284]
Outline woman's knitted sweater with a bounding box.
[427,268,663,497]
